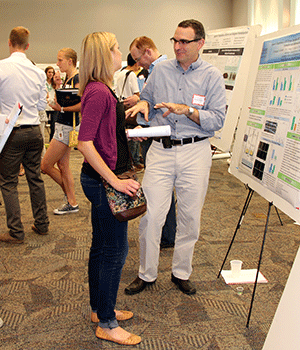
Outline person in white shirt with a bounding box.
[115,54,140,106]
[0,26,49,244]
[115,53,143,171]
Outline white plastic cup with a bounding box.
[236,286,244,295]
[230,260,243,278]
[0,318,3,328]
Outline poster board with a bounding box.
[201,25,262,152]
[262,245,300,350]
[229,24,300,224]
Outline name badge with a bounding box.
[192,94,206,106]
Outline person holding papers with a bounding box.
[41,48,80,215]
[0,26,49,243]
[125,20,226,295]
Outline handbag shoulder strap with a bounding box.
[119,70,133,101]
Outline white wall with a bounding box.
[232,0,249,27]
[0,0,237,63]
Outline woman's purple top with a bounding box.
[78,81,117,170]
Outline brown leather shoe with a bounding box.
[91,310,133,323]
[32,225,48,235]
[0,231,24,244]
[171,273,196,295]
[95,326,141,345]
[124,276,156,295]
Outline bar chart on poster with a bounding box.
[229,24,300,224]
[201,25,262,152]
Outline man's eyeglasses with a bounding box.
[133,50,146,62]
[170,37,201,45]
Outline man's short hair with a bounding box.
[178,19,205,40]
[127,53,136,66]
[129,36,157,52]
[9,26,30,50]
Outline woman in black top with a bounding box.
[41,48,80,215]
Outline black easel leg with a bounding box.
[246,201,273,328]
[217,187,254,278]
[275,206,283,226]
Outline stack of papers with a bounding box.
[0,102,22,153]
[221,269,268,284]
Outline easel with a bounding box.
[217,186,283,327]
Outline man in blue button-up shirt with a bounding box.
[125,19,226,296]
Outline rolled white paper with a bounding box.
[127,125,171,138]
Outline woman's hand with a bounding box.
[49,101,61,112]
[112,178,140,197]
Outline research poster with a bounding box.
[201,25,261,152]
[230,25,300,224]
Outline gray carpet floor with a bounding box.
[1,148,299,350]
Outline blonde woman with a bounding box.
[77,32,141,346]
[41,48,80,214]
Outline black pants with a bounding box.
[0,126,49,239]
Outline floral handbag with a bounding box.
[102,169,147,222]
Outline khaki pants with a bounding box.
[138,138,212,281]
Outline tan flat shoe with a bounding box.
[91,310,133,323]
[95,326,141,346]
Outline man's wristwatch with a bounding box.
[61,107,64,113]
[186,106,194,118]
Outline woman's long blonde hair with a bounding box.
[79,32,117,96]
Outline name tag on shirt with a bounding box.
[192,94,206,106]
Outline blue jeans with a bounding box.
[80,172,128,329]
[128,139,141,164]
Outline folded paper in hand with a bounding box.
[0,102,22,153]
[127,125,171,138]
